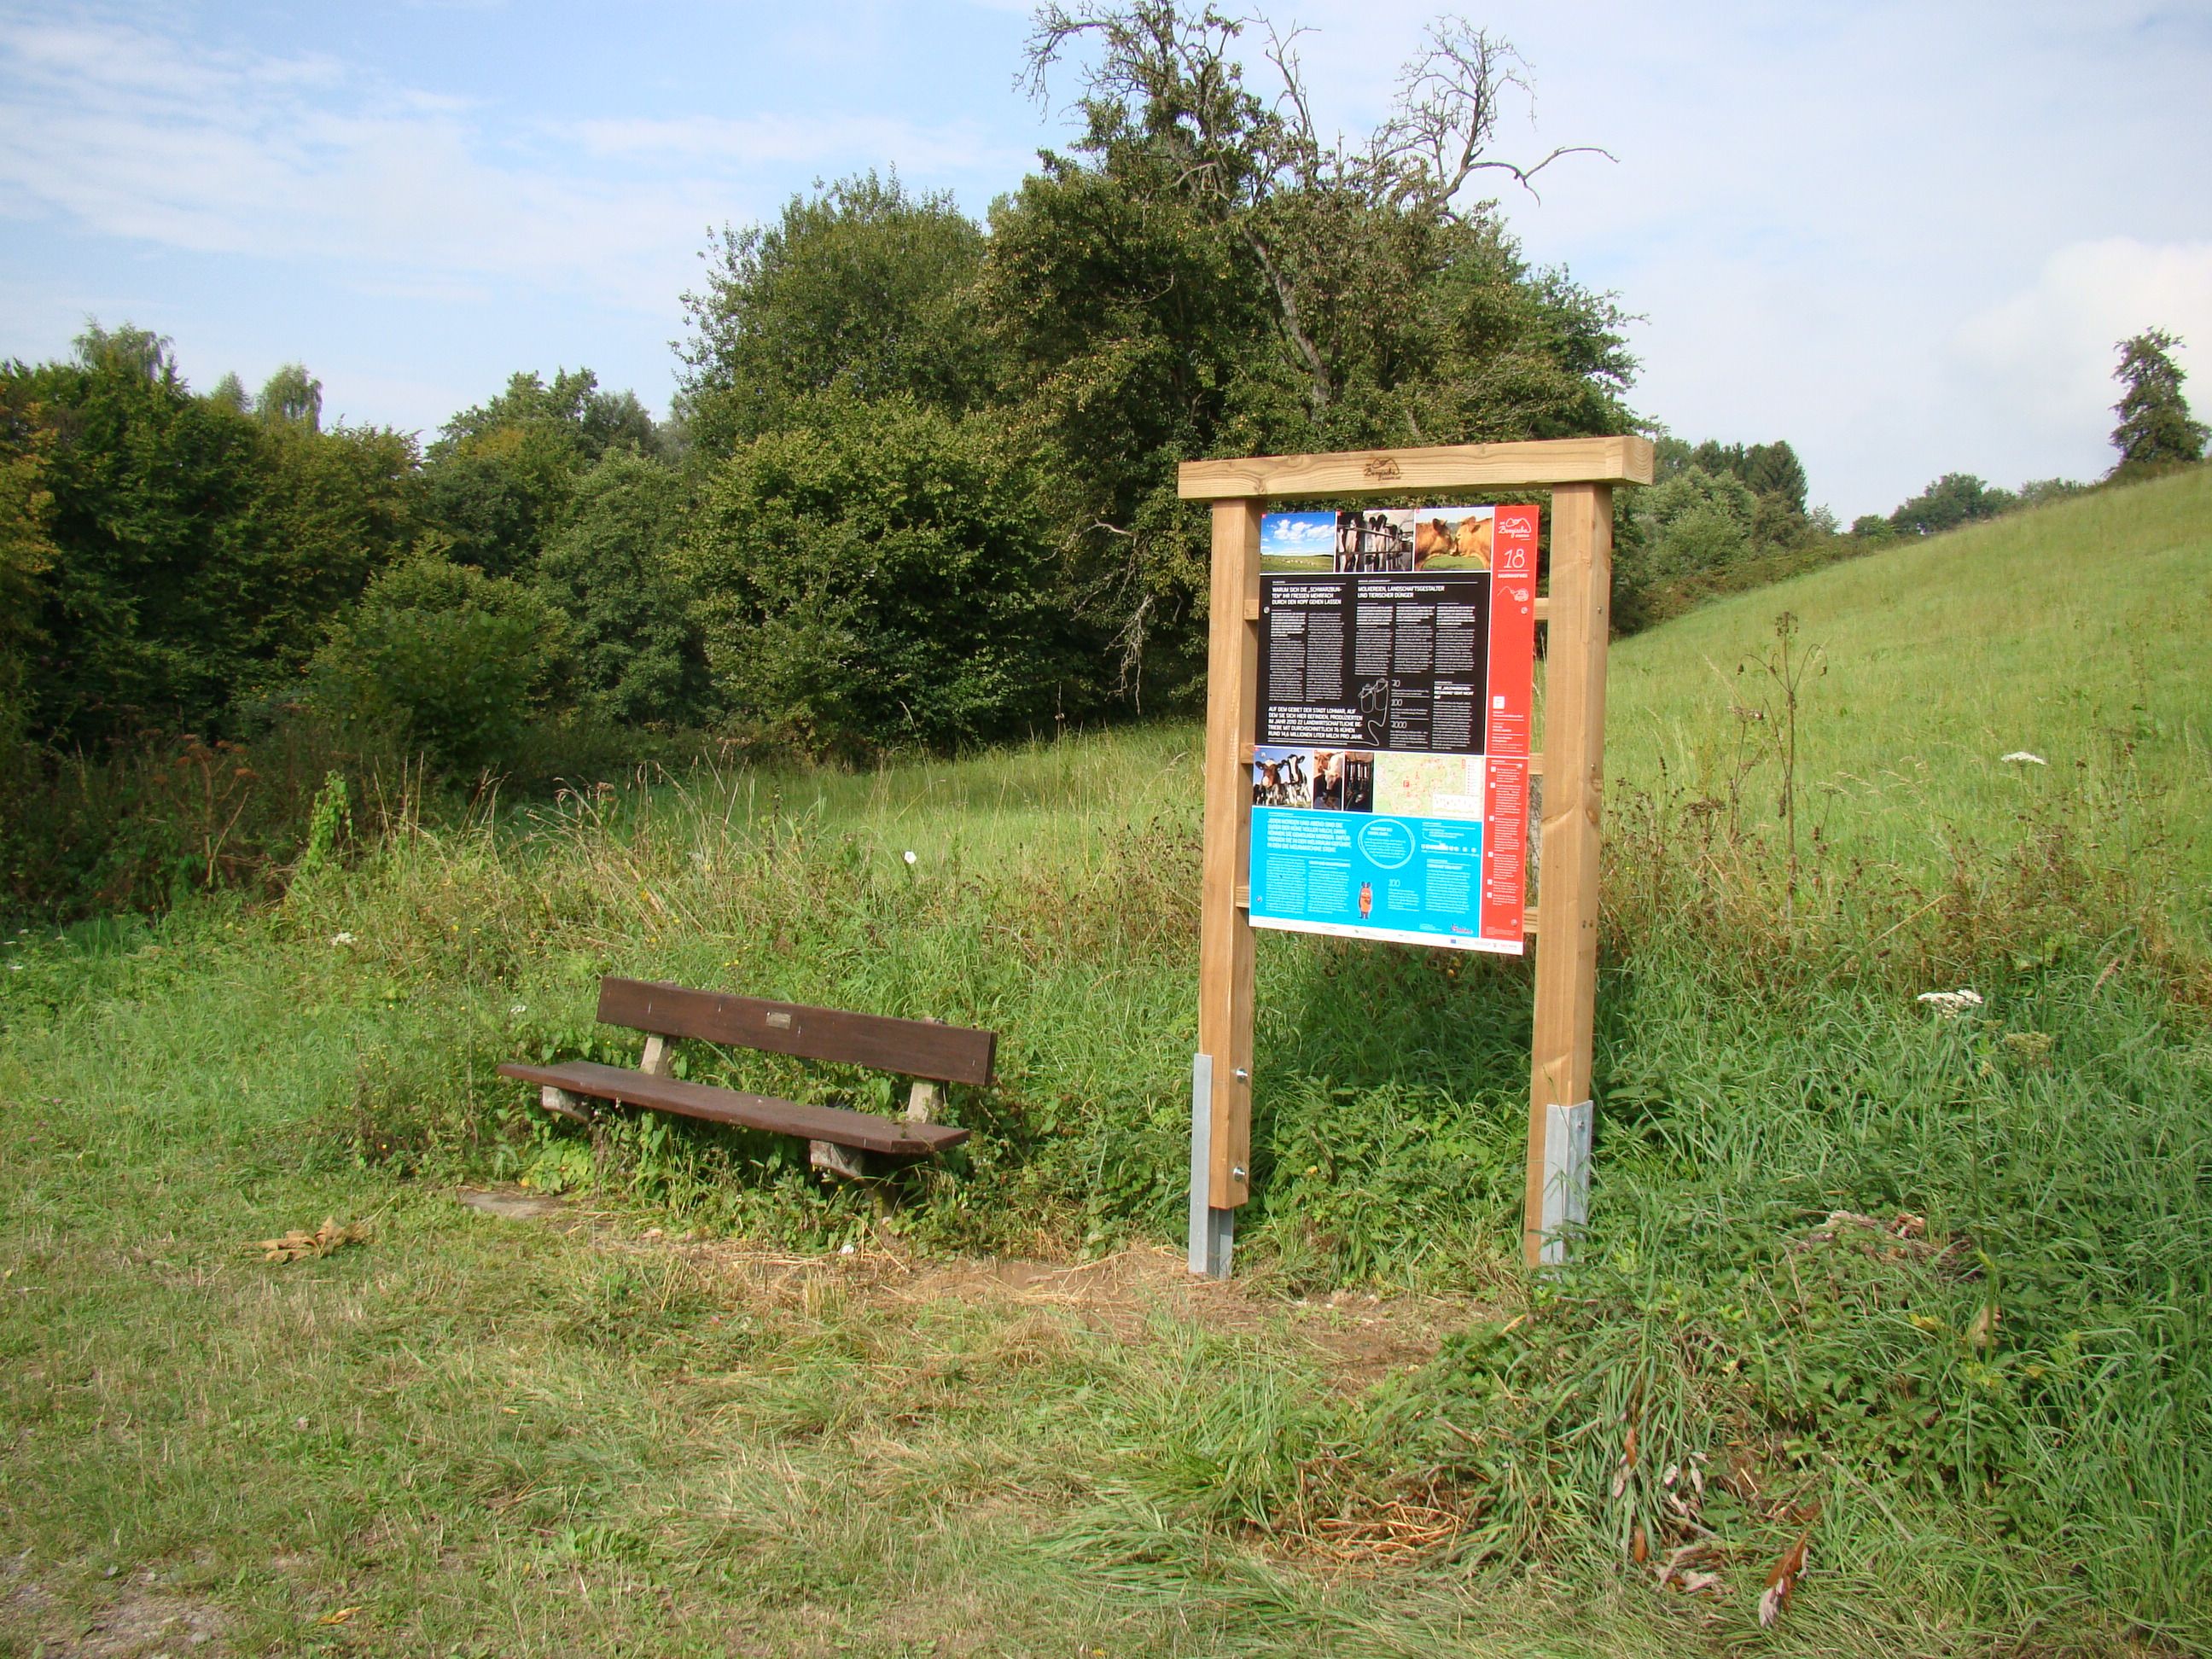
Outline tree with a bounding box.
[20,330,272,736]
[256,363,323,432]
[5,327,422,746]
[537,451,706,727]
[437,367,663,463]
[991,1,1633,696]
[1889,473,2016,538]
[1743,440,1807,513]
[73,321,177,383]
[678,172,998,456]
[0,378,55,742]
[1635,465,1756,579]
[2109,329,2206,480]
[1022,3,1612,422]
[678,395,1078,757]
[422,368,664,578]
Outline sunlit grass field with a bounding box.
[1,469,2206,1656]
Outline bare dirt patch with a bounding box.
[450,1182,1491,1386]
[4,1559,228,1656]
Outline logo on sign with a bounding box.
[1361,456,1402,480]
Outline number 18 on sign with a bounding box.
[1248,504,1538,952]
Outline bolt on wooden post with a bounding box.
[1177,438,1650,1279]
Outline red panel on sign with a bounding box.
[1481,506,1540,943]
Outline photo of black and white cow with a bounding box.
[1334,509,1416,573]
[1251,746,1311,807]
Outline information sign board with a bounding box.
[1247,504,1538,952]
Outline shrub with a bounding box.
[309,546,562,775]
[535,451,706,728]
[679,394,1079,758]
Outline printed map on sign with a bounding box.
[1375,754,1484,821]
[1247,504,1536,954]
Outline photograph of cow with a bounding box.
[1329,507,1497,572]
[1306,749,1375,812]
[1252,745,1311,807]
[1252,747,1374,811]
[1410,509,1493,571]
[1334,509,1415,572]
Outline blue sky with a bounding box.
[1260,513,1336,556]
[4,1,2209,517]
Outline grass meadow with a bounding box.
[1,468,2207,1655]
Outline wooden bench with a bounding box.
[498,977,994,1179]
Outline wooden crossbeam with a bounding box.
[1179,436,1652,501]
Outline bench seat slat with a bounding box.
[594,978,995,1086]
[496,1060,969,1156]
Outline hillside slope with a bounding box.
[1604,466,2210,941]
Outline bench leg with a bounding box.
[538,1085,593,1124]
[904,1079,942,1125]
[809,1139,872,1181]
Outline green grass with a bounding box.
[1605,467,2212,949]
[2,469,2208,1655]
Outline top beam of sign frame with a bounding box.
[1178,435,1654,501]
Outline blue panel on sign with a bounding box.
[1249,806,1487,948]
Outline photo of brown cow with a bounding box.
[1411,507,1494,571]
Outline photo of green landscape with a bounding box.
[3,3,2208,1655]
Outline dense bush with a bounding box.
[309,548,563,775]
[680,395,1081,757]
[5,328,422,747]
[536,451,705,729]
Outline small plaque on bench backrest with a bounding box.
[594,977,995,1086]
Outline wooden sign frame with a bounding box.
[1177,435,1654,1277]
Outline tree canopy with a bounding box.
[2110,328,2206,480]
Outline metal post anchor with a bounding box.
[1188,1053,1235,1278]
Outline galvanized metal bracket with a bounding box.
[1537,1099,1593,1268]
[1188,1053,1235,1278]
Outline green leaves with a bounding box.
[306,547,562,775]
[678,394,1078,759]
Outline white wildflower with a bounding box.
[2000,752,2046,765]
[330,932,357,946]
[1918,988,1984,1016]
[902,850,917,866]
[509,1004,527,1017]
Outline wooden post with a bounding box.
[1190,497,1261,1275]
[1523,482,1613,1267]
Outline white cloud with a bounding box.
[1264,514,1336,550]
[0,11,1014,319]
[1955,240,2212,466]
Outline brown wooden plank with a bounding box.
[593,979,994,1086]
[1523,482,1613,1266]
[1197,498,1262,1209]
[498,1061,969,1156]
[1178,436,1653,501]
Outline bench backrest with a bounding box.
[596,977,995,1086]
